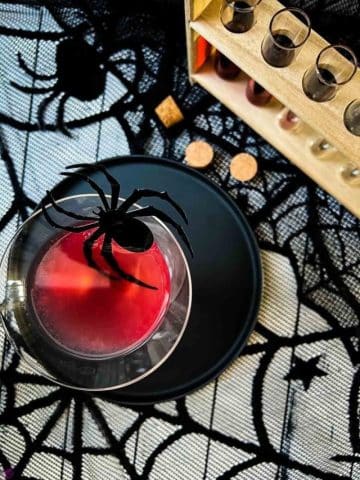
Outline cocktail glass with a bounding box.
[0,194,192,391]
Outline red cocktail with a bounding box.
[31,229,171,356]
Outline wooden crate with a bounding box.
[185,0,360,218]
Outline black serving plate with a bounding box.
[46,156,262,404]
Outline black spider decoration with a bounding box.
[11,37,123,136]
[41,163,193,290]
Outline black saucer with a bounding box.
[48,156,262,404]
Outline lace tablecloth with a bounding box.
[0,1,359,479]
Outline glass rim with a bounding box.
[315,44,358,86]
[225,0,262,12]
[344,99,360,135]
[346,99,360,107]
[344,98,360,115]
[0,193,193,391]
[269,7,311,50]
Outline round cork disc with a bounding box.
[185,141,214,169]
[230,153,258,181]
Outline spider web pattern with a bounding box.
[0,1,359,479]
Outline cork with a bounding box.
[230,153,258,181]
[185,141,214,169]
[155,96,184,128]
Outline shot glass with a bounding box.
[221,0,262,34]
[303,45,357,102]
[214,50,241,80]
[245,79,272,105]
[261,7,311,68]
[344,100,360,136]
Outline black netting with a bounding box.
[0,1,359,479]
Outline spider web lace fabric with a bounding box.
[0,1,359,479]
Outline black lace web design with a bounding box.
[0,0,359,479]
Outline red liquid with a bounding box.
[30,230,171,356]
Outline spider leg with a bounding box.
[57,93,72,137]
[101,233,157,290]
[120,189,188,224]
[66,163,120,210]
[41,199,99,232]
[128,206,194,257]
[17,52,57,81]
[83,228,119,281]
[60,172,110,211]
[10,82,55,95]
[83,228,105,269]
[45,190,97,221]
[38,90,59,130]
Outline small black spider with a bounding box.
[41,163,193,290]
[11,37,114,136]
